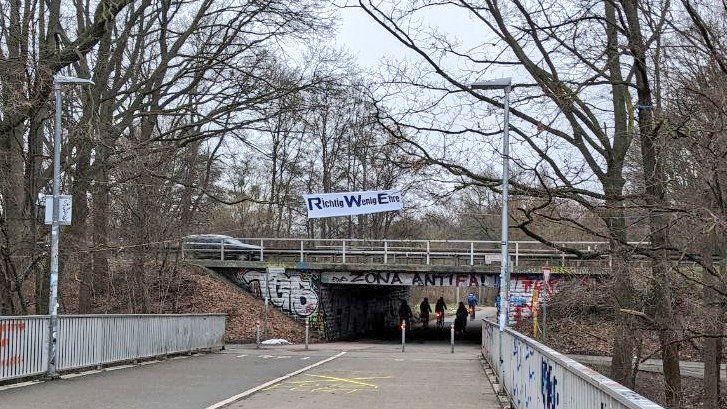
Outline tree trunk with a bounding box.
[620,0,682,405]
[701,249,723,409]
[72,131,93,313]
[605,0,639,387]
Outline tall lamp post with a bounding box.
[48,75,94,377]
[471,77,512,392]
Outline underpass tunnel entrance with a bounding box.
[318,284,411,340]
[318,280,498,344]
[318,273,496,343]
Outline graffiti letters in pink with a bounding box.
[0,322,26,366]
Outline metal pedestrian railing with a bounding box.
[0,314,225,382]
[182,237,638,269]
[481,319,664,409]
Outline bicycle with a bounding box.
[421,312,430,328]
[435,311,444,328]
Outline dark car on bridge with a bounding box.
[183,234,262,261]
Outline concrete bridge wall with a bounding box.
[213,266,590,340]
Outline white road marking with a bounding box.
[259,355,273,359]
[301,357,311,360]
[204,351,347,409]
[236,354,247,358]
[61,369,102,379]
[105,364,135,372]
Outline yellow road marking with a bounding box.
[304,374,379,387]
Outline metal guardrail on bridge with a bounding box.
[0,314,225,382]
[481,319,663,409]
[182,237,641,268]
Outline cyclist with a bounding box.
[419,298,432,328]
[434,297,447,328]
[467,292,478,320]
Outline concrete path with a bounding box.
[0,340,499,409]
[224,343,500,409]
[570,354,727,380]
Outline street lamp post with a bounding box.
[47,75,94,378]
[471,77,512,394]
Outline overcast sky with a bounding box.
[333,6,409,72]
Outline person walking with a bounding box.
[455,302,468,335]
[398,300,413,330]
[419,297,432,328]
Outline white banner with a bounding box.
[303,190,403,219]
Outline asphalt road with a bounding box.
[0,346,341,409]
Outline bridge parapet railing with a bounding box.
[183,237,638,269]
[481,319,663,409]
[0,314,225,382]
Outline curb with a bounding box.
[480,354,511,409]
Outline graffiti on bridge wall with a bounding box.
[0,322,25,366]
[308,310,327,339]
[513,266,599,275]
[541,359,560,409]
[509,276,560,324]
[236,271,320,318]
[509,337,560,409]
[321,272,497,287]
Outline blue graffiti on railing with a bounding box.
[541,359,560,409]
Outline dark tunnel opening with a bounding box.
[318,284,486,345]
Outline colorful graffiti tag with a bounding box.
[0,322,25,366]
[236,271,319,318]
[509,276,560,323]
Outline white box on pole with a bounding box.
[43,195,72,225]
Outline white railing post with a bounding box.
[342,239,347,264]
[305,317,309,351]
[515,242,519,266]
[259,240,264,261]
[384,241,388,264]
[450,323,455,353]
[220,239,225,261]
[470,242,474,266]
[401,320,406,352]
[300,240,304,262]
[426,240,430,265]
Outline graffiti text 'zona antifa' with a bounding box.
[325,272,493,286]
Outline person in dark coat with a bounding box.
[398,300,413,330]
[434,297,447,327]
[454,302,468,335]
[419,298,432,328]
[435,297,447,314]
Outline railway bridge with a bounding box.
[184,237,615,340]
